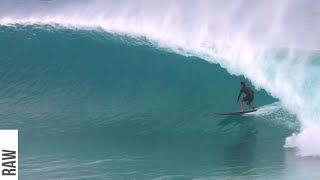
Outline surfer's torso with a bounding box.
[240,86,254,97]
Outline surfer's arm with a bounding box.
[237,90,242,102]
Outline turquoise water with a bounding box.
[1,1,320,179]
[0,26,317,180]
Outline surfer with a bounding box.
[237,82,256,112]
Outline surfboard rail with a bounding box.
[215,109,257,115]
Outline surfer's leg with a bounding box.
[239,99,244,112]
[241,96,249,112]
[248,103,256,110]
[247,96,256,110]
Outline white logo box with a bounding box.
[0,130,18,180]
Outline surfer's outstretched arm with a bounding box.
[237,91,242,102]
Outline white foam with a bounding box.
[285,125,320,157]
[249,102,298,130]
[1,0,320,156]
[252,102,282,117]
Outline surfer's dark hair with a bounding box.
[241,82,246,86]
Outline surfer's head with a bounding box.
[241,82,246,88]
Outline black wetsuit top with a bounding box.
[237,86,254,102]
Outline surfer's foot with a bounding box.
[253,107,257,111]
[240,109,244,112]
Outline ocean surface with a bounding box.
[1,1,320,179]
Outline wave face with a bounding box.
[0,24,313,180]
[0,25,298,180]
[0,25,281,134]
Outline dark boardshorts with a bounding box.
[243,95,254,104]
